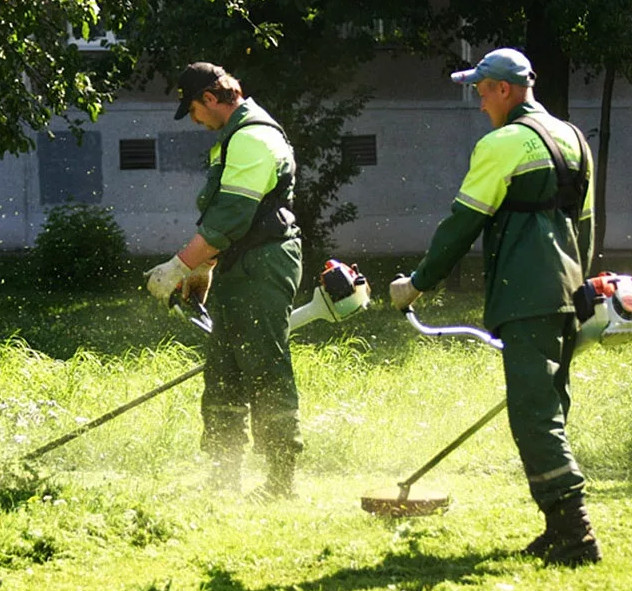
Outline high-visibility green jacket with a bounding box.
[195,98,296,252]
[411,101,594,332]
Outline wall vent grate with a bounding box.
[341,134,377,166]
[119,139,156,170]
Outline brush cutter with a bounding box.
[290,259,370,331]
[361,271,632,518]
[23,259,371,461]
[573,272,632,353]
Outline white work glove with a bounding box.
[389,275,422,310]
[144,255,191,303]
[182,260,216,305]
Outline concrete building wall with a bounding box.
[332,98,632,255]
[331,51,632,255]
[1,51,631,256]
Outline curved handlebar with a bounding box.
[404,309,504,350]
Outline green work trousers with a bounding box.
[498,313,585,513]
[201,237,303,459]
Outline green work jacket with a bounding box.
[411,101,594,332]
[195,98,296,252]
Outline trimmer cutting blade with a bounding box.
[361,486,449,517]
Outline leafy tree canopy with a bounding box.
[0,0,150,158]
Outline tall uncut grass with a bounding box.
[2,301,630,482]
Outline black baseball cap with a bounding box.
[174,62,226,120]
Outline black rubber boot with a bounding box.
[522,527,555,559]
[526,496,602,566]
[202,436,243,493]
[264,450,297,498]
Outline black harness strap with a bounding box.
[501,115,589,220]
[220,119,290,168]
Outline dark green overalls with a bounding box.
[195,98,303,469]
[411,101,594,512]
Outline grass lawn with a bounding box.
[0,252,631,590]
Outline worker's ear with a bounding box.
[499,80,512,97]
[201,90,218,106]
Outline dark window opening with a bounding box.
[120,139,156,170]
[342,134,377,166]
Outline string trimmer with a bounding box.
[361,271,632,518]
[23,259,370,461]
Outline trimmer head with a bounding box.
[361,486,450,517]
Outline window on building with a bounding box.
[119,139,157,170]
[341,134,377,166]
[38,131,103,204]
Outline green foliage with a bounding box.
[0,461,56,512]
[0,0,147,158]
[135,581,172,591]
[32,203,129,291]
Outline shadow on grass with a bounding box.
[198,547,512,591]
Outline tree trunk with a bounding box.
[525,1,570,119]
[594,64,615,268]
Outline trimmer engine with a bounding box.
[289,259,371,331]
[574,273,632,352]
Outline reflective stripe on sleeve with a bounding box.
[220,184,263,201]
[456,192,497,216]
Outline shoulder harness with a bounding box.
[500,115,589,221]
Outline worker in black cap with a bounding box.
[145,62,303,501]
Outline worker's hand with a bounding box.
[182,260,216,305]
[144,255,191,303]
[389,275,422,310]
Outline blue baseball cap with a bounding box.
[451,48,536,87]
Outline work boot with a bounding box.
[523,496,602,566]
[246,450,297,503]
[544,496,602,566]
[264,450,297,498]
[522,507,558,558]
[522,529,555,559]
[205,447,243,494]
